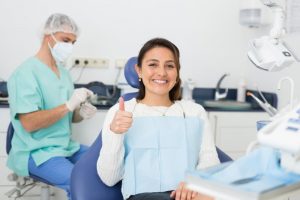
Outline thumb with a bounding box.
[119,97,125,111]
[170,190,175,198]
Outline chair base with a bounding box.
[5,173,54,200]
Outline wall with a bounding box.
[0,0,299,108]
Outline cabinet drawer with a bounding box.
[216,127,257,152]
[72,110,107,145]
[0,108,10,132]
[209,112,268,127]
[0,133,7,156]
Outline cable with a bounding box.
[255,85,267,103]
[107,67,122,98]
[69,59,80,72]
[69,64,78,72]
[74,63,88,83]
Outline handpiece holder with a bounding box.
[247,0,298,71]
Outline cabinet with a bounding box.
[71,110,107,145]
[208,111,269,160]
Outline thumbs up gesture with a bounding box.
[110,97,133,134]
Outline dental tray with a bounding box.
[185,170,300,200]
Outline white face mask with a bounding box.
[48,34,73,63]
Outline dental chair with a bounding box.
[6,123,53,200]
[70,57,232,200]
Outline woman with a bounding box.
[97,38,218,200]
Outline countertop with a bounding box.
[0,81,278,112]
[193,88,277,112]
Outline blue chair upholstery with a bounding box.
[122,56,139,101]
[70,57,141,200]
[70,132,123,200]
[216,147,232,163]
[6,123,14,155]
[70,57,232,200]
[124,57,139,88]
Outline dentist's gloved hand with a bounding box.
[79,102,97,119]
[65,88,94,112]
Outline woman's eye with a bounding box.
[149,63,157,67]
[167,64,175,68]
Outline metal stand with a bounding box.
[5,173,54,200]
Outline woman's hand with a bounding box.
[170,182,214,200]
[110,97,133,134]
[170,182,198,200]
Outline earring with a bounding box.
[139,78,142,82]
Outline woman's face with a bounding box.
[136,47,178,100]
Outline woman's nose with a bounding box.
[157,65,167,76]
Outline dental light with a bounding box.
[247,0,298,71]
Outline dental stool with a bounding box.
[70,57,232,200]
[6,123,53,200]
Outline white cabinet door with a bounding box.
[71,110,108,146]
[0,108,10,133]
[208,111,269,160]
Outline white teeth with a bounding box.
[153,79,167,84]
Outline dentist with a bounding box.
[7,13,96,199]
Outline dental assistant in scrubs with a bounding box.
[7,13,97,199]
[97,38,218,200]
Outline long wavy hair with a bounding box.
[136,38,182,101]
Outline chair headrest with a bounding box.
[124,57,139,89]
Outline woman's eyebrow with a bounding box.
[145,59,159,63]
[165,60,175,63]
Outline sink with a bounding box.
[203,100,252,111]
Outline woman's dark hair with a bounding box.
[136,38,182,101]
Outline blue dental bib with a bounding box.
[122,116,204,198]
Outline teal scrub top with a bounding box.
[7,57,80,176]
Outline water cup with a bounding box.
[256,120,271,131]
[247,120,271,154]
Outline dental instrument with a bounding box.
[256,86,278,115]
[246,92,276,117]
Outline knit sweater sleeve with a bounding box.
[96,103,126,186]
[196,106,220,169]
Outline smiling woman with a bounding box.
[97,38,219,200]
[135,38,181,105]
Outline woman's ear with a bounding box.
[134,64,141,78]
